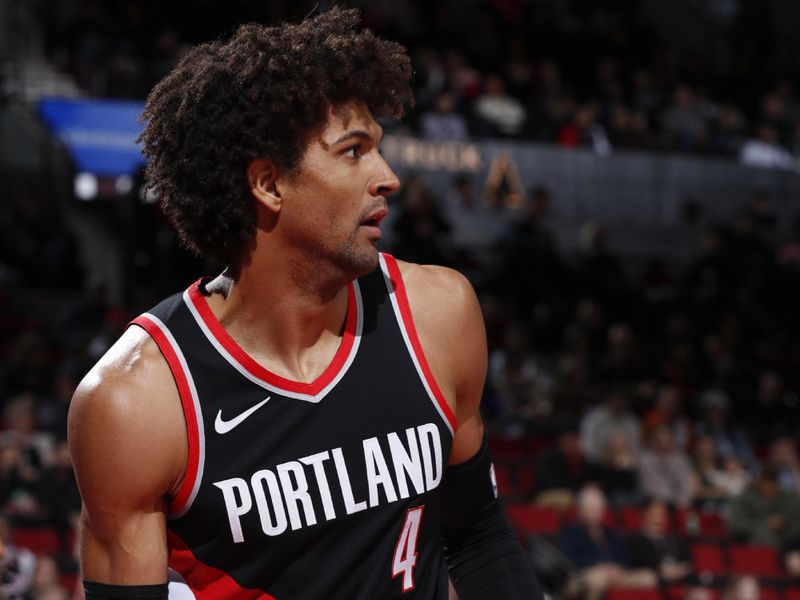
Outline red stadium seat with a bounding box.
[760,588,780,600]
[697,512,728,537]
[618,506,642,533]
[728,544,783,578]
[674,509,728,538]
[606,587,661,600]
[505,504,560,536]
[11,527,60,555]
[667,587,722,600]
[488,436,526,461]
[515,465,536,496]
[691,542,727,578]
[60,573,79,593]
[784,588,800,600]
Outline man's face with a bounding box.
[277,101,400,277]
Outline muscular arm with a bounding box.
[68,327,187,587]
[400,262,486,463]
[401,261,542,599]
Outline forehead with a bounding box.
[316,101,382,143]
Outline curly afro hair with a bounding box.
[139,7,412,265]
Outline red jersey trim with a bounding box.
[379,254,458,434]
[184,279,360,399]
[129,314,204,518]
[167,529,274,599]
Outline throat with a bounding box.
[202,276,353,385]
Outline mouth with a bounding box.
[360,206,388,229]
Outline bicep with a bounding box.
[449,276,488,465]
[69,351,184,584]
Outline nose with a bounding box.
[369,155,400,198]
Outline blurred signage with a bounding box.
[38,97,145,176]
[381,136,484,172]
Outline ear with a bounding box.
[247,158,281,213]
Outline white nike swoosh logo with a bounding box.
[214,397,271,434]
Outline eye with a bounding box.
[343,145,362,159]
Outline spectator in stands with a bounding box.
[420,91,469,141]
[709,104,747,156]
[0,516,37,600]
[550,353,591,429]
[40,440,81,540]
[781,533,800,578]
[0,438,46,524]
[596,323,650,384]
[752,372,797,443]
[494,184,564,310]
[694,389,758,473]
[641,383,691,451]
[580,387,641,464]
[0,393,55,470]
[638,424,694,509]
[488,324,550,432]
[559,484,656,600]
[767,436,800,495]
[739,123,796,169]
[411,48,447,108]
[691,434,746,510]
[717,456,751,499]
[30,555,68,599]
[726,466,800,546]
[532,428,588,509]
[722,575,761,600]
[661,84,710,151]
[444,175,478,211]
[574,224,633,322]
[34,586,70,600]
[473,74,526,137]
[607,105,648,150]
[557,103,611,156]
[391,186,452,266]
[625,498,694,585]
[587,431,639,508]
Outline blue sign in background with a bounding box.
[38,97,145,176]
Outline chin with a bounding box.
[334,244,379,279]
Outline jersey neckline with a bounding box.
[182,278,363,402]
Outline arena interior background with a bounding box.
[1,1,800,598]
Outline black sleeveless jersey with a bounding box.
[130,253,456,600]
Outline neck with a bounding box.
[205,237,356,382]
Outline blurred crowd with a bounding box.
[0,0,798,597]
[35,0,800,168]
[392,176,800,597]
[3,167,800,596]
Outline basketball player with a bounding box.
[68,8,541,599]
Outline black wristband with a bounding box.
[84,581,169,599]
[441,431,544,600]
[441,430,498,528]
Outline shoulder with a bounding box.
[69,325,186,503]
[70,325,177,434]
[392,258,481,334]
[387,257,487,438]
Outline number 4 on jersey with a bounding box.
[392,505,425,592]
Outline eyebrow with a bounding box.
[331,128,385,145]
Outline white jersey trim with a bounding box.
[378,254,455,438]
[182,281,364,403]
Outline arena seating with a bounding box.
[728,544,784,579]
